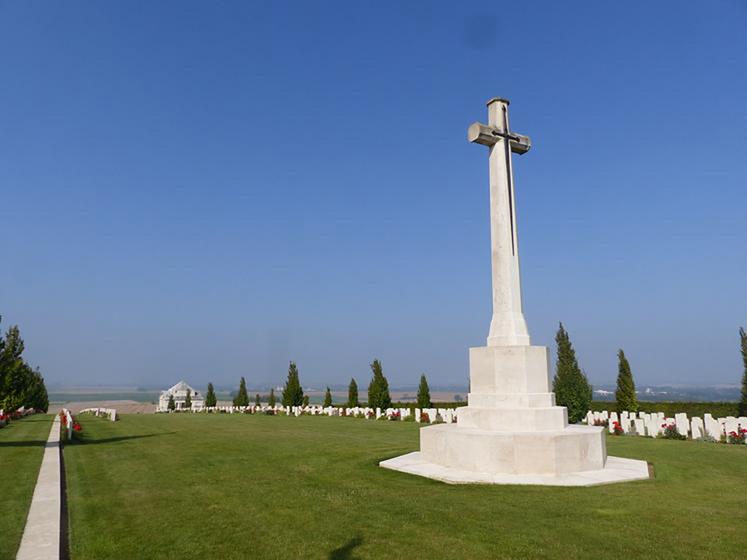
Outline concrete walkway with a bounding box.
[16,415,61,560]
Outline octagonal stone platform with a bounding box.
[380,450,650,487]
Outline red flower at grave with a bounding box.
[73,423,82,432]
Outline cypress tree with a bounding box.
[281,362,304,406]
[348,378,359,407]
[323,387,332,407]
[552,323,592,423]
[303,395,310,407]
[417,374,431,408]
[268,388,276,407]
[255,393,261,406]
[615,349,638,414]
[0,322,47,412]
[739,327,747,416]
[367,359,391,409]
[1,324,27,411]
[233,376,249,407]
[167,393,175,411]
[23,368,49,412]
[184,389,192,409]
[0,318,5,395]
[205,383,217,407]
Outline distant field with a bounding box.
[49,390,465,406]
[0,414,52,558]
[49,392,160,404]
[63,414,746,559]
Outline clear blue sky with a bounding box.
[1,1,745,390]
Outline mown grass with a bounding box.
[0,414,52,558]
[64,414,746,559]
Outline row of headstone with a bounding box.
[413,408,458,423]
[62,408,74,440]
[585,410,747,441]
[163,403,459,423]
[79,407,117,421]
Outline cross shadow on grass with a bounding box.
[329,536,363,560]
[74,432,175,445]
[0,439,48,447]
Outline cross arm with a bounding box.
[467,122,532,154]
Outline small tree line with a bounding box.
[553,322,635,422]
[0,316,49,412]
[197,359,435,410]
[177,325,747,420]
[554,324,747,422]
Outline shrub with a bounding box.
[726,428,747,445]
[659,422,687,440]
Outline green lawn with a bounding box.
[64,414,746,560]
[0,414,53,558]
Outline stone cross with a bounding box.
[468,97,532,346]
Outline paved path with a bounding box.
[16,415,61,560]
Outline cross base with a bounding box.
[380,450,650,486]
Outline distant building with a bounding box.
[158,380,204,412]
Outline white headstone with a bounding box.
[690,417,704,440]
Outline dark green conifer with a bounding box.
[167,393,175,411]
[268,388,276,407]
[417,374,431,408]
[739,327,747,416]
[205,383,217,407]
[552,323,592,423]
[348,378,359,407]
[281,362,304,406]
[615,350,638,413]
[323,387,332,407]
[367,359,391,409]
[233,376,249,407]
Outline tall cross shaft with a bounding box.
[468,97,531,346]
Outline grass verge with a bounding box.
[64,414,746,559]
[0,414,53,558]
